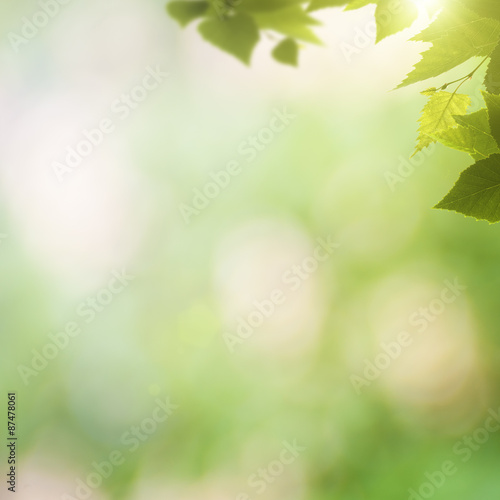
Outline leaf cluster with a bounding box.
[167,0,500,223]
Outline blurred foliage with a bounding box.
[2,1,500,499]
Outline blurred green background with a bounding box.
[1,1,500,499]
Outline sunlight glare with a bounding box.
[411,0,441,17]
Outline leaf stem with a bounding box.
[438,54,491,92]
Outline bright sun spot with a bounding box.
[411,0,438,5]
[410,0,440,15]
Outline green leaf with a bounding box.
[198,13,259,64]
[454,108,500,158]
[414,91,470,154]
[457,0,500,22]
[413,3,480,43]
[435,153,500,223]
[398,8,500,88]
[432,109,500,160]
[375,0,418,43]
[482,91,500,147]
[272,38,299,65]
[252,5,322,44]
[485,41,500,94]
[307,0,348,12]
[239,0,304,13]
[167,1,209,27]
[344,0,374,10]
[454,108,490,131]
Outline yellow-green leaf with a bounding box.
[415,91,470,154]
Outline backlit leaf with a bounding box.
[415,91,470,154]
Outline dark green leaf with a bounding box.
[167,1,209,27]
[485,41,500,94]
[435,153,500,223]
[241,0,304,12]
[482,91,500,148]
[272,38,299,65]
